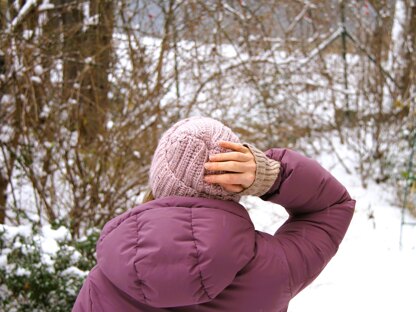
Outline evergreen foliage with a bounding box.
[0,223,98,311]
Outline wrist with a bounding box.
[239,144,280,196]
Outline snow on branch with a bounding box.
[294,27,343,69]
[223,3,246,20]
[7,0,40,33]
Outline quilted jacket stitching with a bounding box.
[190,207,212,300]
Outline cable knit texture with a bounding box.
[239,144,280,196]
[149,116,241,201]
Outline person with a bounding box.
[72,116,355,312]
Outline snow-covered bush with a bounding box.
[0,223,98,311]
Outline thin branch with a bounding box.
[285,3,311,35]
[7,0,40,33]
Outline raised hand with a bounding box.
[204,141,256,193]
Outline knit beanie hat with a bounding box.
[149,116,241,201]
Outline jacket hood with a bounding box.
[96,196,256,308]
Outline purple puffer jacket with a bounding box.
[73,148,355,312]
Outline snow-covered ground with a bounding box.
[244,150,416,312]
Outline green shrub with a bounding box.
[0,223,98,312]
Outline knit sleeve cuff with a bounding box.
[239,144,280,197]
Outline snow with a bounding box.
[85,227,99,237]
[68,98,77,105]
[288,182,416,312]
[34,65,44,76]
[70,249,82,263]
[0,94,13,105]
[12,240,22,249]
[30,76,42,84]
[42,225,70,243]
[60,266,88,278]
[22,29,33,40]
[85,14,99,27]
[243,145,416,312]
[106,120,114,130]
[38,1,54,12]
[84,57,93,65]
[0,224,33,241]
[34,225,70,256]
[39,252,52,266]
[39,236,59,254]
[62,266,88,277]
[0,125,14,143]
[0,255,7,267]
[15,267,30,277]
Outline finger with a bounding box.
[218,141,248,153]
[209,151,251,162]
[220,183,244,193]
[204,161,248,173]
[204,173,250,186]
[204,173,239,185]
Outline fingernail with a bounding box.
[204,163,210,169]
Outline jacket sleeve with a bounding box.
[260,148,355,297]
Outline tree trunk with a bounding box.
[78,0,114,146]
[0,0,5,75]
[0,0,6,224]
[400,1,416,99]
[61,0,84,130]
[390,0,415,100]
[0,170,6,224]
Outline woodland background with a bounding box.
[0,0,415,310]
[0,0,415,234]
